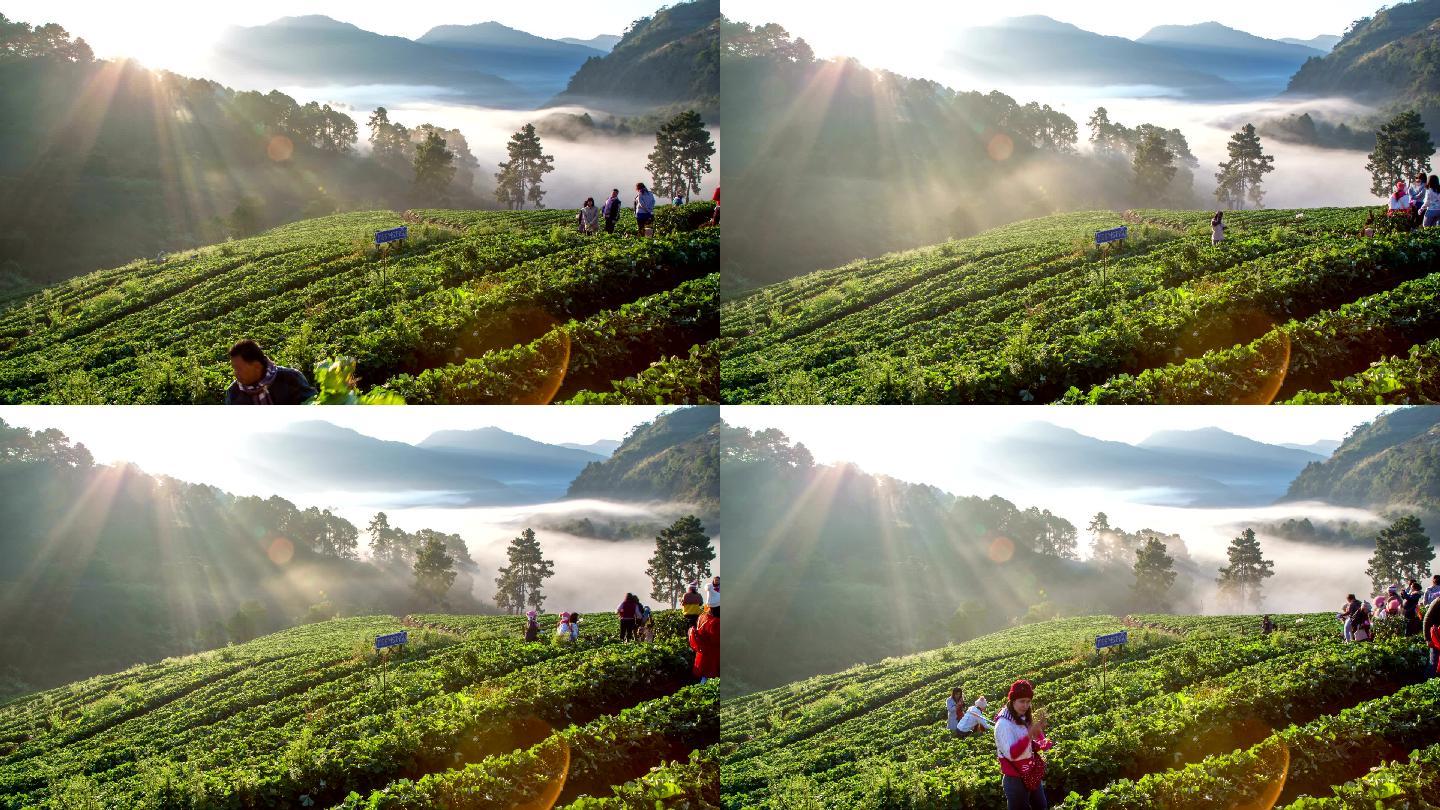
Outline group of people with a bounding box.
[1388,174,1440,228]
[946,680,1052,810]
[1337,575,1440,677]
[575,185,720,237]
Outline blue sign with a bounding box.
[375,226,408,245]
[375,631,408,650]
[1095,630,1128,650]
[1095,226,1128,245]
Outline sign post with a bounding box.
[1095,630,1127,650]
[1094,225,1127,247]
[374,226,408,247]
[375,630,408,651]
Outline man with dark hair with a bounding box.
[225,340,316,405]
[602,188,621,234]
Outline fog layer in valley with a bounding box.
[336,498,720,615]
[290,85,720,208]
[977,79,1379,208]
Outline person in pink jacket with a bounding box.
[995,679,1052,809]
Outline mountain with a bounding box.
[1284,407,1440,524]
[560,439,623,456]
[246,422,597,504]
[1287,0,1440,105]
[1281,439,1344,456]
[1280,34,1343,52]
[211,15,542,105]
[418,427,605,467]
[946,16,1320,99]
[560,34,622,52]
[567,406,719,515]
[981,423,1320,506]
[414,22,604,91]
[551,0,719,114]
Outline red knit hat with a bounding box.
[1007,679,1034,702]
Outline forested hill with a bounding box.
[0,14,484,287]
[1284,407,1440,522]
[0,419,485,699]
[567,406,720,517]
[552,0,719,115]
[1287,0,1440,104]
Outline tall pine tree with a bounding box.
[646,515,716,608]
[1366,110,1435,198]
[1132,130,1177,204]
[494,528,555,613]
[645,111,716,202]
[413,130,456,198]
[413,535,457,607]
[1216,528,1276,610]
[1365,515,1434,592]
[1215,124,1275,209]
[1132,536,1177,612]
[494,124,555,209]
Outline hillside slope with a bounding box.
[1287,0,1440,103]
[1285,407,1440,520]
[568,406,720,517]
[720,208,1440,404]
[721,613,1440,808]
[0,612,718,808]
[0,204,719,404]
[553,0,719,113]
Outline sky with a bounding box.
[0,405,668,502]
[6,0,660,74]
[723,1,1385,76]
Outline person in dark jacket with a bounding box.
[601,189,622,234]
[1404,580,1424,637]
[617,593,642,642]
[524,610,539,642]
[226,340,316,405]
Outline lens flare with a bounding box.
[988,536,1015,563]
[266,536,294,566]
[266,135,294,162]
[987,133,1014,162]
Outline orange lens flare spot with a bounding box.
[987,133,1014,162]
[267,536,294,566]
[267,135,294,162]
[988,536,1015,564]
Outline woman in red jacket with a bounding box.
[689,605,719,683]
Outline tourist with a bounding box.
[225,339,316,405]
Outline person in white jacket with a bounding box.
[707,576,720,608]
[995,679,1052,810]
[960,696,994,734]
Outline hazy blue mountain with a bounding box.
[211,15,563,105]
[560,439,623,456]
[560,34,622,52]
[1280,34,1342,52]
[415,22,604,93]
[243,422,605,504]
[984,422,1322,505]
[1280,439,1343,456]
[947,16,1321,99]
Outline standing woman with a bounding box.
[1211,211,1226,246]
[689,605,719,684]
[1423,175,1440,228]
[617,593,641,641]
[524,610,539,642]
[995,679,1052,810]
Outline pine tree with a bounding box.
[1366,110,1435,198]
[413,130,456,197]
[1214,124,1275,209]
[647,516,715,608]
[366,512,397,564]
[645,111,716,202]
[412,535,456,606]
[1216,528,1276,610]
[1088,107,1128,158]
[1365,515,1435,593]
[367,107,411,168]
[1132,130,1177,203]
[494,124,555,209]
[493,528,555,613]
[1131,537,1177,612]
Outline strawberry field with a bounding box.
[0,203,718,404]
[720,207,1440,404]
[0,612,718,809]
[719,613,1439,808]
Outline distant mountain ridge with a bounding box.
[1280,34,1342,52]
[1286,0,1440,107]
[560,34,623,52]
[211,14,600,104]
[946,16,1323,99]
